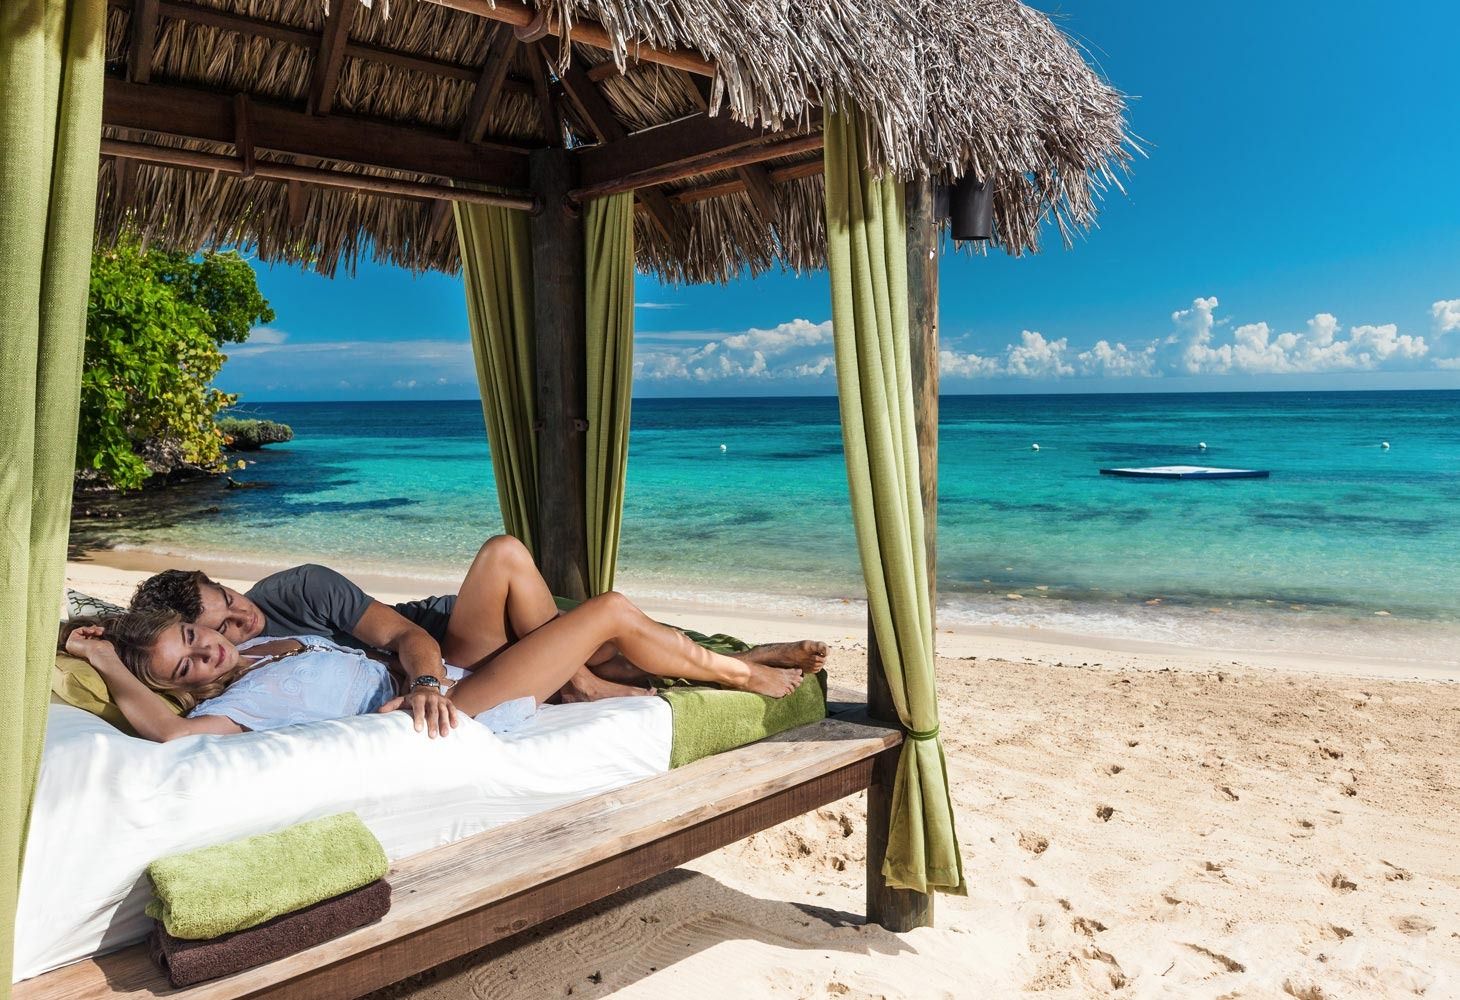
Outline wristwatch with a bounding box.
[409,675,443,693]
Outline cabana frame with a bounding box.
[6,0,1133,992]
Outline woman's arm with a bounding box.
[65,627,244,741]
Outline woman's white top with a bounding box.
[189,634,395,732]
[187,634,539,734]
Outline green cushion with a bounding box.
[52,653,183,736]
[660,670,828,768]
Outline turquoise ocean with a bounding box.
[74,391,1460,667]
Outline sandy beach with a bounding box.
[63,552,1460,998]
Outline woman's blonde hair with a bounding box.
[60,610,257,712]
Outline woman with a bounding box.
[62,591,814,742]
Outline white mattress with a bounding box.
[14,698,672,981]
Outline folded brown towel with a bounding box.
[149,878,391,988]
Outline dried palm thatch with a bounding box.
[96,0,1135,282]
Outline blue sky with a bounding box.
[225,0,1460,400]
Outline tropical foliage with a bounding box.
[80,240,274,488]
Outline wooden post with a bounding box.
[529,148,590,601]
[865,175,939,932]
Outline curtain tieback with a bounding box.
[905,725,940,742]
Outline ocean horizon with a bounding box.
[72,389,1460,668]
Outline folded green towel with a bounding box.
[145,812,388,940]
[661,670,828,768]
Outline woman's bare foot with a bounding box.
[557,666,653,703]
[736,640,828,674]
[738,662,805,698]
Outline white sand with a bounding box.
[64,554,1460,998]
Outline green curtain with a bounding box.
[582,193,635,595]
[454,202,540,555]
[823,110,964,894]
[0,0,106,991]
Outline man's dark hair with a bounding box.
[130,569,216,622]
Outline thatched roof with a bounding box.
[96,0,1134,282]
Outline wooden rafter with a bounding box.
[307,0,354,116]
[575,110,821,191]
[524,43,560,145]
[103,78,531,188]
[128,0,159,83]
[667,157,823,205]
[574,129,823,201]
[424,0,716,78]
[427,25,521,246]
[102,137,535,210]
[106,0,536,94]
[556,58,678,242]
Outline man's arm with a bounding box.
[350,602,457,738]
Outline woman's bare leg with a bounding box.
[447,592,803,716]
[441,535,642,699]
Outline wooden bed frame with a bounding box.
[14,715,899,1000]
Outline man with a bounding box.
[130,536,657,738]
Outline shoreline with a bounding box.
[71,544,1459,682]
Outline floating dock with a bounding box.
[1099,465,1270,480]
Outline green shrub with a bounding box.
[79,239,274,488]
[217,418,294,450]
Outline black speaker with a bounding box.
[950,174,994,241]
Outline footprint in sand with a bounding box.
[1394,915,1435,936]
[1072,916,1108,937]
[1104,763,1125,776]
[1184,943,1246,974]
[1283,981,1329,1000]
[1215,784,1239,802]
[1018,831,1050,855]
[1327,872,1357,893]
[1327,924,1353,941]
[1381,860,1412,881]
[1292,818,1315,838]
[1094,805,1115,822]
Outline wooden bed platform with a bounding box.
[15,716,899,1000]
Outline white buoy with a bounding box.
[719,443,727,453]
[1198,441,1208,451]
[1031,443,1040,452]
[1381,441,1390,450]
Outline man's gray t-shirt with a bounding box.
[245,564,456,649]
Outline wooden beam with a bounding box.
[128,0,159,83]
[573,129,823,201]
[529,148,589,602]
[424,0,716,78]
[102,137,536,210]
[668,157,822,204]
[864,176,940,934]
[524,43,560,144]
[575,111,820,192]
[556,59,677,242]
[103,78,531,188]
[427,25,520,246]
[308,0,354,116]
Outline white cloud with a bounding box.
[247,326,289,345]
[939,349,1002,378]
[635,302,680,310]
[634,319,834,383]
[1431,299,1460,334]
[1077,339,1156,377]
[1005,331,1074,378]
[1158,299,1431,375]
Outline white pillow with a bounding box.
[64,589,126,620]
